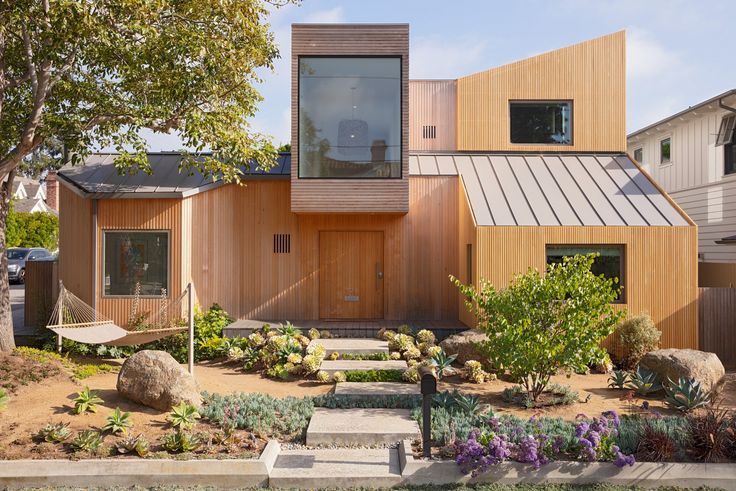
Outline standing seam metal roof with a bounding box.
[409,153,689,227]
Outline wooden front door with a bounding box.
[319,231,384,320]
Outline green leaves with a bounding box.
[453,253,625,402]
[103,407,132,435]
[168,401,201,430]
[73,387,104,414]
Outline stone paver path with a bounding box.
[308,338,389,355]
[334,381,420,396]
[306,408,420,446]
[319,359,407,375]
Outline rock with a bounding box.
[439,330,488,367]
[639,349,725,392]
[117,350,201,411]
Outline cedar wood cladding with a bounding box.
[291,24,410,213]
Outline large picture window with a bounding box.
[545,245,624,303]
[510,101,572,145]
[298,56,401,179]
[104,231,169,296]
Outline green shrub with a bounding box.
[453,253,624,402]
[339,352,390,361]
[6,207,58,250]
[73,363,117,380]
[344,369,404,383]
[616,414,688,455]
[502,383,578,408]
[616,313,661,368]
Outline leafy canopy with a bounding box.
[6,206,58,250]
[453,254,625,401]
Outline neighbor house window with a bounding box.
[633,147,643,163]
[719,115,736,176]
[545,245,624,303]
[103,231,169,296]
[726,141,736,176]
[510,101,572,145]
[660,137,671,165]
[298,56,401,178]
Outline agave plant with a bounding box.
[168,402,201,430]
[664,377,711,413]
[277,342,303,364]
[36,422,71,443]
[73,387,104,414]
[452,392,487,415]
[161,430,203,453]
[103,407,132,435]
[629,367,662,396]
[71,430,103,452]
[276,321,301,338]
[429,349,458,379]
[433,390,457,410]
[115,433,149,457]
[242,347,259,371]
[608,369,631,389]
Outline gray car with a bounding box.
[6,247,53,284]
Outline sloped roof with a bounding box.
[13,197,55,215]
[59,152,290,198]
[410,153,690,227]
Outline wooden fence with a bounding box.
[24,260,58,331]
[699,262,736,288]
[699,287,736,368]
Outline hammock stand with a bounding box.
[46,282,196,374]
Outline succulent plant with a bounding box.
[463,360,491,384]
[115,433,149,457]
[73,387,104,414]
[607,369,632,389]
[332,371,346,383]
[664,377,711,412]
[36,422,71,443]
[161,430,202,453]
[415,329,436,345]
[103,407,132,435]
[429,349,458,379]
[307,327,321,340]
[315,370,330,383]
[242,347,259,371]
[629,366,662,396]
[71,430,103,452]
[168,402,201,430]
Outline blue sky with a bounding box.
[140,0,734,151]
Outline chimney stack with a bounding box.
[46,171,58,211]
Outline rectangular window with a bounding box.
[298,56,401,179]
[726,142,736,176]
[660,138,671,164]
[545,245,624,303]
[466,243,473,284]
[633,147,643,163]
[510,101,572,145]
[104,231,169,297]
[716,114,736,146]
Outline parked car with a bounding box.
[6,247,53,284]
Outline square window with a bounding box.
[545,245,625,303]
[660,138,671,165]
[103,231,169,296]
[633,147,643,163]
[510,101,572,144]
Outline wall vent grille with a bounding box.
[273,234,291,254]
[422,125,437,139]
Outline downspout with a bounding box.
[91,199,98,314]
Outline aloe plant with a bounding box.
[73,387,104,414]
[168,402,201,430]
[429,349,458,379]
[664,377,710,413]
[629,366,663,396]
[103,407,132,435]
[608,369,631,389]
[71,430,103,452]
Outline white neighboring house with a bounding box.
[7,176,55,215]
[628,89,736,262]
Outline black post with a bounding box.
[419,365,437,459]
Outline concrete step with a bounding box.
[308,337,389,355]
[319,359,407,375]
[335,381,420,397]
[269,447,402,488]
[306,408,420,446]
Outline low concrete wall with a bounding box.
[0,440,280,490]
[399,440,736,490]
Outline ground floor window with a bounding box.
[103,231,169,296]
[545,245,624,303]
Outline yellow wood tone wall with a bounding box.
[473,226,699,350]
[185,177,459,321]
[58,184,93,304]
[457,179,477,327]
[290,24,410,213]
[95,199,183,327]
[409,80,457,151]
[456,31,626,153]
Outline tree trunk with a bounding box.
[0,193,15,351]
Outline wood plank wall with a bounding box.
[290,24,410,213]
[186,178,459,321]
[24,260,58,329]
[58,184,93,304]
[456,179,477,328]
[456,31,626,153]
[699,262,736,287]
[472,226,699,351]
[698,287,736,368]
[409,80,457,151]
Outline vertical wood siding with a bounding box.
[457,179,477,327]
[58,184,93,304]
[699,287,736,368]
[290,24,410,213]
[409,80,457,151]
[699,262,736,287]
[472,226,699,351]
[456,31,626,152]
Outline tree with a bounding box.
[453,254,625,402]
[6,206,59,250]
[0,1,288,351]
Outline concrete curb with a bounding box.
[398,440,736,490]
[0,440,280,490]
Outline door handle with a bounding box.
[376,262,383,280]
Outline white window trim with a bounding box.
[658,135,673,166]
[632,145,644,164]
[101,229,171,299]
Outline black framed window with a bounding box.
[298,56,401,179]
[660,137,671,164]
[545,245,625,303]
[510,101,572,144]
[726,142,736,176]
[103,231,169,296]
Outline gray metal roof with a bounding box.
[58,152,290,198]
[410,153,691,227]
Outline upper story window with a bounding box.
[660,137,671,165]
[298,57,401,179]
[717,114,736,176]
[633,147,643,164]
[510,101,572,145]
[103,231,169,297]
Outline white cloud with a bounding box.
[626,28,682,80]
[410,36,487,79]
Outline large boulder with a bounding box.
[440,330,488,367]
[117,350,201,411]
[639,349,725,392]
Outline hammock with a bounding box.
[46,284,189,346]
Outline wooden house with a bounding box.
[58,25,698,347]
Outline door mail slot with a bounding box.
[344,295,360,302]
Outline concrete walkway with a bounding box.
[319,359,407,375]
[306,408,420,446]
[307,338,389,355]
[334,381,420,396]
